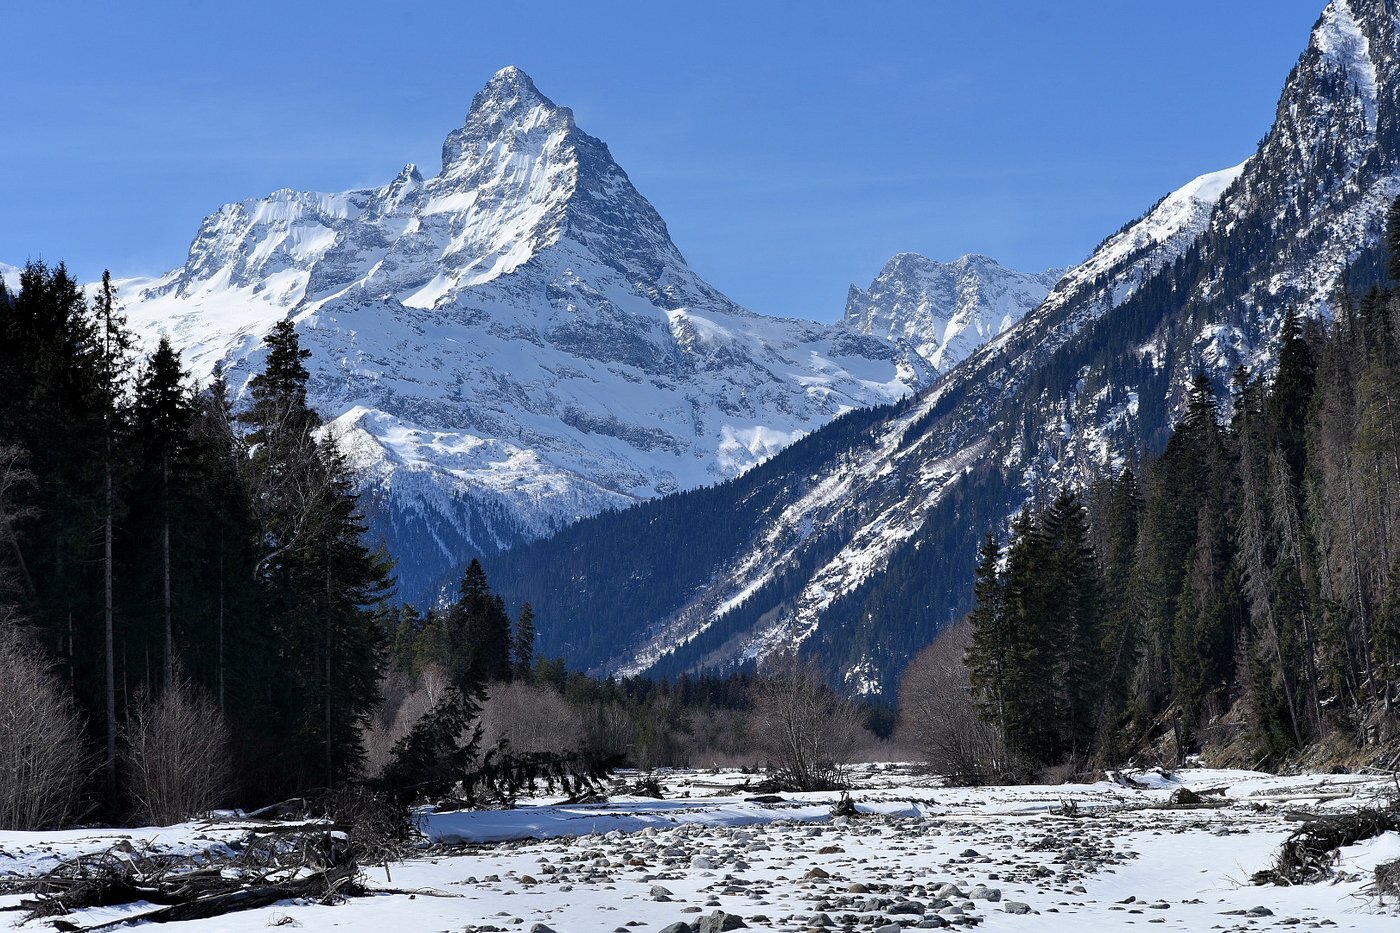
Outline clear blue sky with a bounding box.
[2,0,1326,321]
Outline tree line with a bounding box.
[950,202,1400,780]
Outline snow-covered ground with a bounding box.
[2,766,1397,931]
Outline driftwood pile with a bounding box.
[1,824,365,931]
[1253,807,1400,886]
[1377,859,1400,902]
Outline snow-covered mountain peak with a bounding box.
[113,67,945,605]
[842,252,1063,372]
[440,65,573,172]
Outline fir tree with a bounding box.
[447,559,512,686]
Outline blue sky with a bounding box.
[2,0,1326,320]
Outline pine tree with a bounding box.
[447,559,512,686]
[238,322,392,790]
[1098,468,1142,736]
[965,532,1008,736]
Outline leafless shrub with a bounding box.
[122,677,232,824]
[898,622,1009,786]
[0,618,91,829]
[480,681,584,756]
[749,653,862,791]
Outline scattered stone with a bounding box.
[1004,901,1033,915]
[696,911,747,933]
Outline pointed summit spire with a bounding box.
[441,65,571,172]
[486,65,538,94]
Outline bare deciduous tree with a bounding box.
[480,681,585,756]
[898,622,1010,786]
[0,619,90,830]
[363,663,450,777]
[749,653,861,791]
[122,678,232,825]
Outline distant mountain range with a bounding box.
[35,67,1051,605]
[486,0,1400,693]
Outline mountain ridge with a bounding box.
[488,0,1400,693]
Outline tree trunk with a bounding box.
[163,457,172,693]
[104,452,116,803]
[218,545,225,716]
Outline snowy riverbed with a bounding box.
[2,766,1398,931]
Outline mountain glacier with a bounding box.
[100,67,982,604]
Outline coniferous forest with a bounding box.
[957,205,1400,779]
[0,263,396,809]
[0,266,837,827]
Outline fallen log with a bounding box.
[52,864,361,932]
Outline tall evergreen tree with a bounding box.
[238,322,392,790]
[1039,489,1103,757]
[129,337,194,692]
[447,559,513,686]
[92,271,133,802]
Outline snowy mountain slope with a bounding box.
[115,67,950,604]
[0,263,20,292]
[494,0,1400,691]
[843,253,1064,372]
[497,152,1254,681]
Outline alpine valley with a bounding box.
[104,68,1054,608]
[43,0,1399,697]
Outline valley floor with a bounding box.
[3,767,1398,932]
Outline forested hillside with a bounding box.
[960,216,1400,773]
